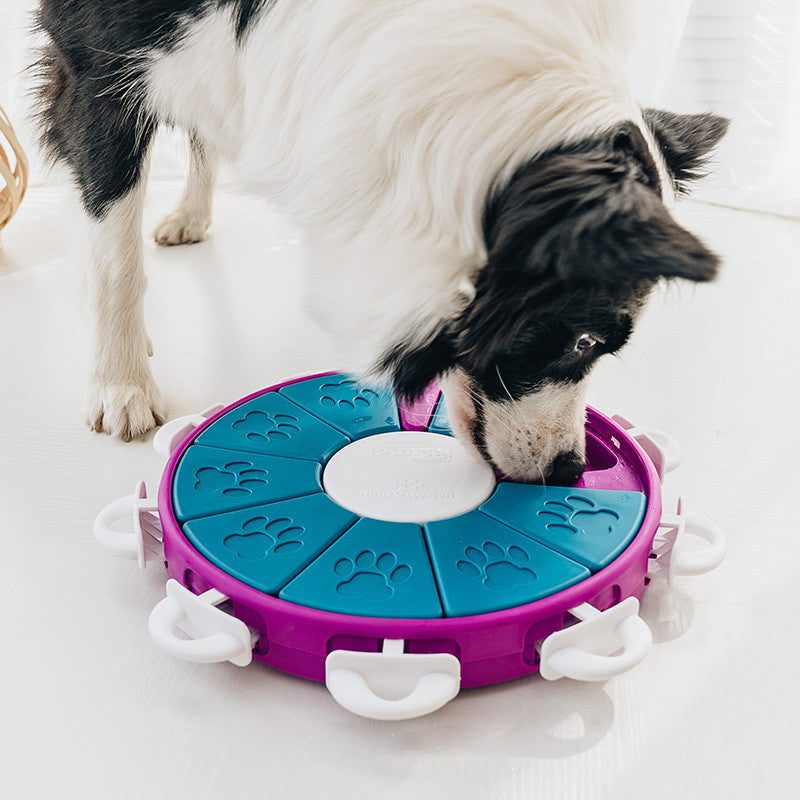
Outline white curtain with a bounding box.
[628,0,695,105]
[631,0,800,218]
[2,0,799,217]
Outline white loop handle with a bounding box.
[649,500,726,584]
[538,598,652,682]
[673,510,727,576]
[93,481,161,568]
[326,668,460,721]
[641,426,681,474]
[148,580,255,667]
[153,404,224,458]
[93,494,139,557]
[611,415,682,483]
[148,596,247,664]
[542,613,653,682]
[325,641,461,720]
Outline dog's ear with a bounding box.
[643,109,729,191]
[484,143,720,288]
[558,177,721,284]
[380,327,456,401]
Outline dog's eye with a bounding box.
[575,333,598,352]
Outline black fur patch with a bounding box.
[457,282,639,401]
[33,0,272,217]
[481,123,720,288]
[380,326,456,402]
[34,40,155,217]
[643,109,730,192]
[232,0,274,40]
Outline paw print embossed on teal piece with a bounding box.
[194,462,268,496]
[180,493,358,594]
[424,511,589,616]
[538,496,620,539]
[223,516,304,561]
[196,391,348,463]
[279,518,442,618]
[456,542,537,591]
[232,411,301,443]
[172,444,323,521]
[334,551,412,600]
[480,483,647,572]
[319,379,378,411]
[280,373,401,440]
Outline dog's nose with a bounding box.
[544,450,586,486]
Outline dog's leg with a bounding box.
[153,132,217,246]
[37,38,169,439]
[85,150,168,440]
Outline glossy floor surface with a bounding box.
[2,183,798,800]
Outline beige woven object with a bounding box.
[0,103,29,248]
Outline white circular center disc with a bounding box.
[322,431,496,524]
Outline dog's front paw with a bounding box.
[153,207,211,246]
[86,378,167,441]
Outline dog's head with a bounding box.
[381,110,728,483]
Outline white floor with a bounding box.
[2,182,799,800]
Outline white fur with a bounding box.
[440,368,589,481]
[480,380,589,482]
[84,155,166,440]
[153,135,217,245]
[143,0,659,369]
[145,7,243,155]
[92,0,666,463]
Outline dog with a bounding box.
[34,0,727,483]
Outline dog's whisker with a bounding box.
[495,363,515,403]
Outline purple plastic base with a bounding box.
[157,373,661,689]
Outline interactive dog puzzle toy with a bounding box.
[95,372,725,720]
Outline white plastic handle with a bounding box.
[94,495,139,555]
[148,580,256,667]
[538,598,653,682]
[149,596,247,664]
[649,500,726,584]
[673,510,727,577]
[325,639,461,720]
[153,404,225,458]
[639,425,682,474]
[542,615,652,682]
[326,668,460,721]
[93,481,162,569]
[611,415,682,483]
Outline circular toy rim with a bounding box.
[157,371,662,638]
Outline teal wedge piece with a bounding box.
[428,395,452,434]
[180,493,359,595]
[172,444,322,522]
[480,483,647,572]
[196,390,349,463]
[279,374,400,440]
[424,511,589,616]
[279,518,443,618]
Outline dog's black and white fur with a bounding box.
[35,0,727,483]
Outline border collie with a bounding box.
[34,0,727,483]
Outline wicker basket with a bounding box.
[0,103,29,248]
